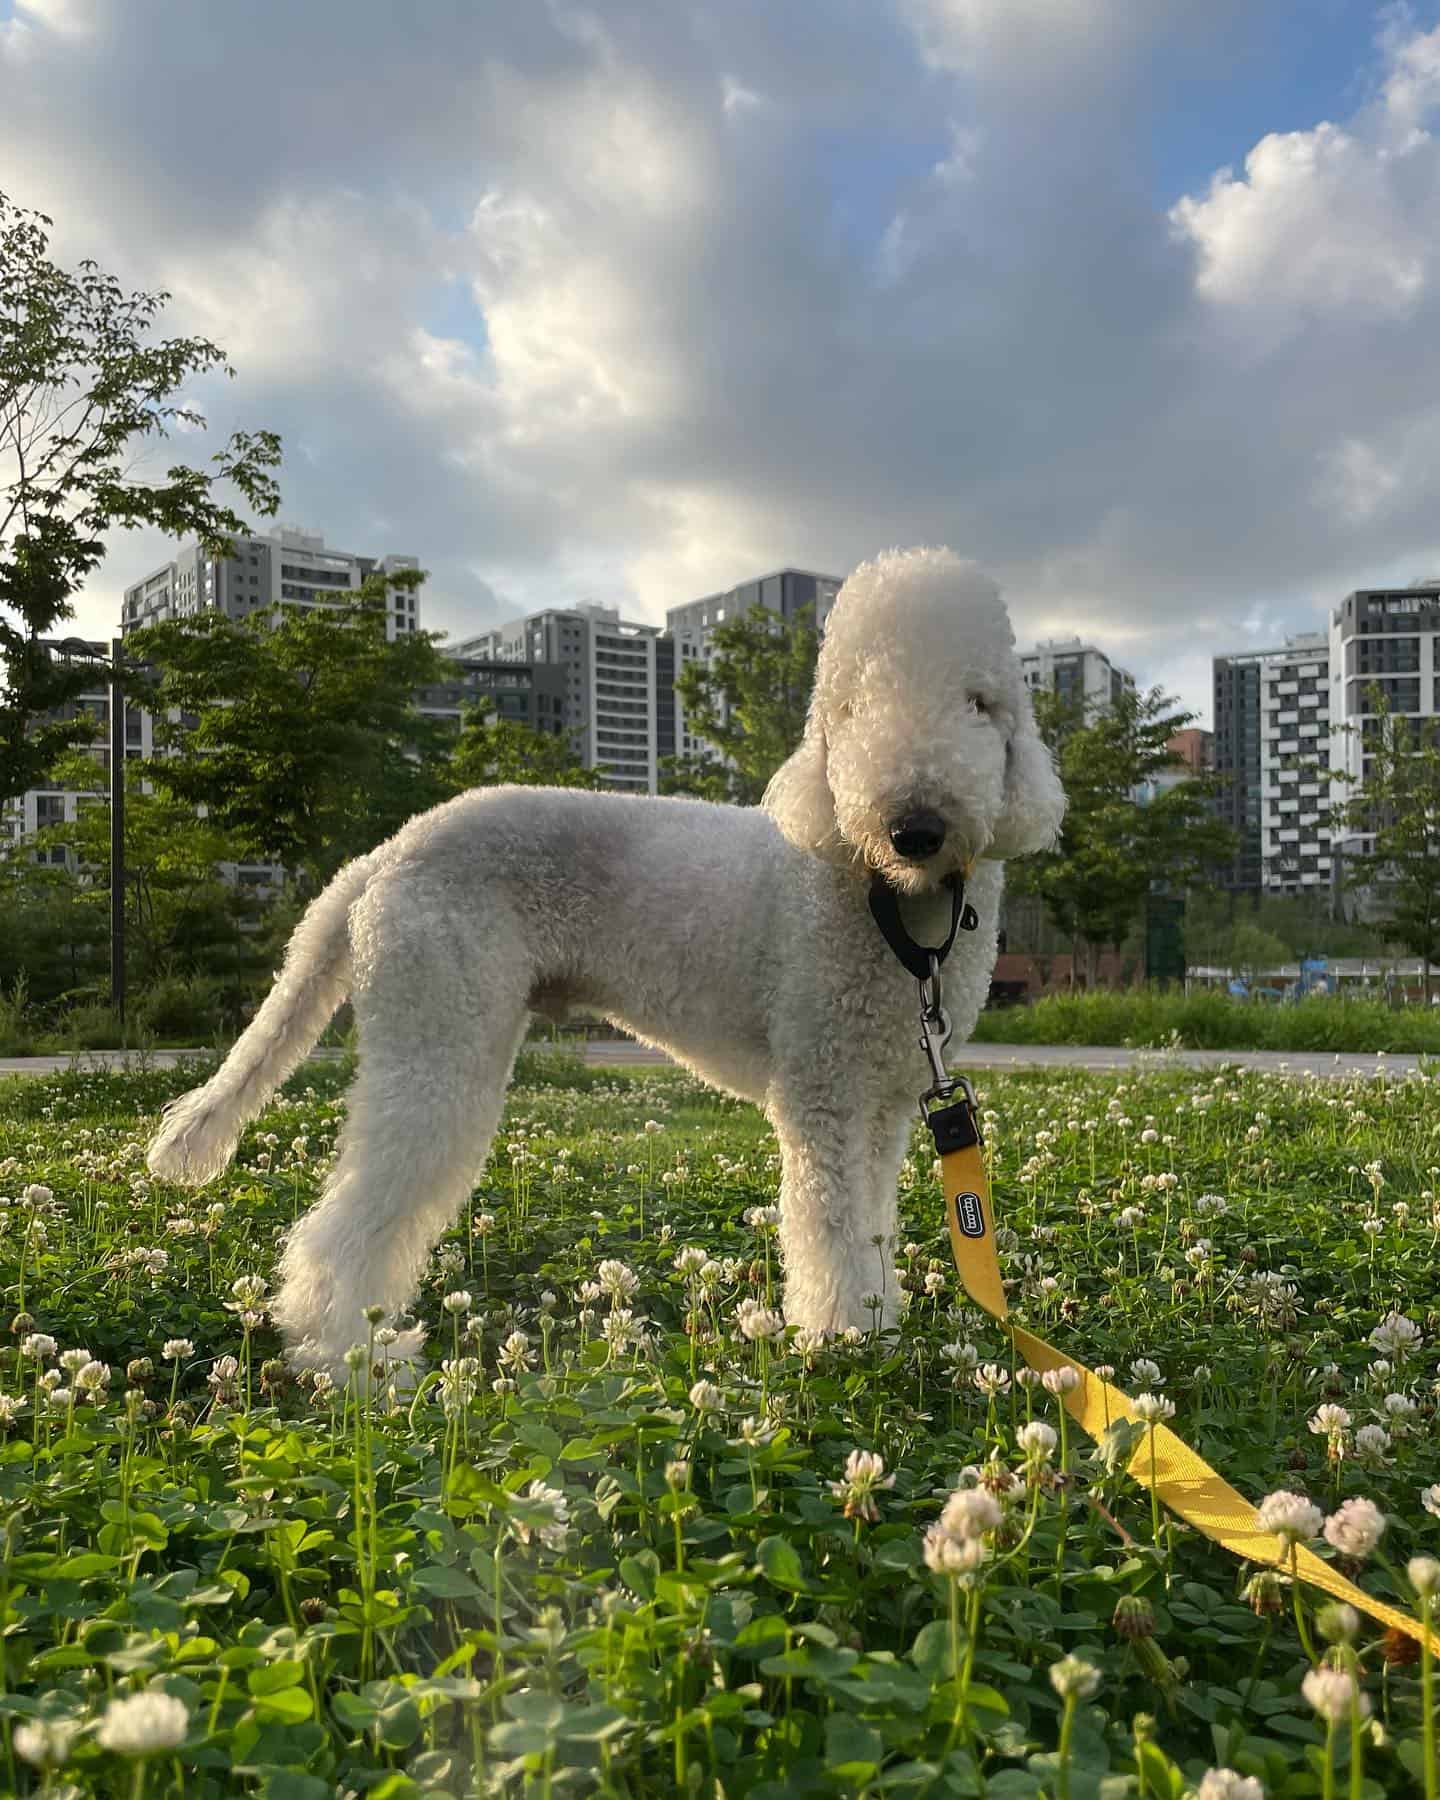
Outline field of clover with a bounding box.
[1,1051,1440,1799]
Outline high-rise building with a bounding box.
[122,526,420,643]
[453,603,667,793]
[1213,634,1330,895]
[1020,639,1134,715]
[1327,581,1440,900]
[665,568,842,763]
[413,655,569,736]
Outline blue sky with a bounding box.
[4,0,1440,724]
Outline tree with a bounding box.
[31,748,261,999]
[660,604,819,805]
[129,570,455,886]
[1226,922,1292,989]
[447,697,602,793]
[1330,688,1440,1001]
[0,190,281,804]
[1015,686,1236,988]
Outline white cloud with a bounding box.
[6,0,1440,723]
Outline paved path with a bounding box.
[0,1041,1427,1080]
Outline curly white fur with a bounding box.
[147,546,1064,1381]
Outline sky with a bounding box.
[6,0,1440,727]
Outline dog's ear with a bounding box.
[763,718,838,855]
[987,716,1066,859]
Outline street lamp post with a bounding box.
[54,637,126,1024]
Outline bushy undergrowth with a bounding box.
[974,988,1440,1053]
[0,1059,1438,1794]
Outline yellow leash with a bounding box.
[928,1089,1439,1652]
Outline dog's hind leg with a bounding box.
[271,886,532,1384]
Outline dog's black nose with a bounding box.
[889,810,947,861]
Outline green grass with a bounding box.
[0,1056,1436,1795]
[973,988,1440,1053]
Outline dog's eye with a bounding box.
[964,693,989,716]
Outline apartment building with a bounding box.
[1020,638,1135,716]
[453,603,672,793]
[122,526,421,643]
[1327,581,1440,891]
[1213,634,1331,895]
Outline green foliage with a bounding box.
[0,1060,1432,1794]
[1182,887,1392,964]
[446,696,601,793]
[1332,688,1440,997]
[0,189,280,804]
[1016,687,1236,983]
[130,571,454,884]
[972,986,1440,1050]
[660,604,818,805]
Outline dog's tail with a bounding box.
[147,854,377,1186]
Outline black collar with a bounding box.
[867,870,979,981]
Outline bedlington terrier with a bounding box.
[147,545,1064,1380]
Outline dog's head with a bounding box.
[763,546,1066,894]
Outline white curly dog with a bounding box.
[147,546,1064,1380]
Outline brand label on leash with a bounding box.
[954,1191,987,1239]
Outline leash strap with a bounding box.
[926,1089,1440,1652]
[868,872,977,981]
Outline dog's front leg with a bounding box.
[769,1091,902,1336]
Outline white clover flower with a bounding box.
[601,1309,647,1354]
[1130,1358,1163,1388]
[744,1204,782,1231]
[473,1212,497,1237]
[1353,1423,1392,1463]
[1016,1420,1057,1460]
[738,1304,786,1343]
[939,1487,1003,1541]
[14,1716,81,1771]
[595,1260,639,1303]
[1048,1654,1101,1700]
[441,1290,473,1315]
[1042,1365,1080,1396]
[498,1330,534,1372]
[974,1363,1011,1398]
[1131,1392,1175,1424]
[74,1360,110,1395]
[1308,1404,1351,1438]
[1301,1666,1370,1723]
[226,1274,268,1312]
[688,1379,723,1413]
[1423,1483,1440,1518]
[1409,1555,1440,1599]
[923,1523,987,1574]
[161,1339,193,1362]
[207,1355,240,1398]
[1255,1490,1324,1546]
[1370,1312,1422,1359]
[95,1690,190,1755]
[516,1480,570,1551]
[828,1449,895,1523]
[1195,1770,1264,1800]
[19,1333,56,1361]
[58,1348,92,1376]
[673,1246,708,1276]
[1381,1392,1417,1422]
[1322,1497,1386,1560]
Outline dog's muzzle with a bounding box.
[888,809,947,862]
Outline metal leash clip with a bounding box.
[917,950,957,1110]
